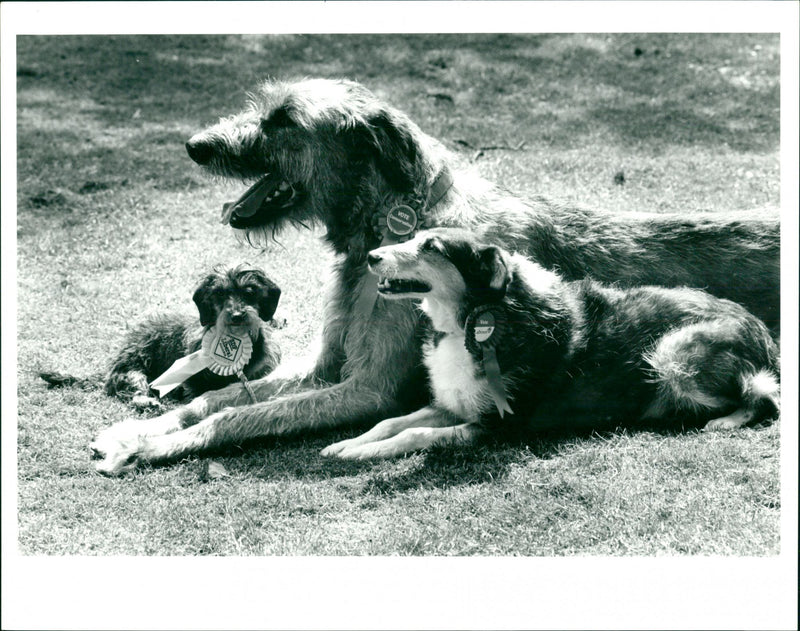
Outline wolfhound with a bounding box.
[44,266,282,410]
[321,228,779,459]
[91,78,779,475]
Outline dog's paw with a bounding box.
[334,443,396,461]
[90,419,143,459]
[320,438,358,457]
[703,418,741,431]
[323,435,405,459]
[94,436,143,476]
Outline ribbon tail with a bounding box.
[354,273,380,320]
[150,350,211,397]
[236,369,258,404]
[354,233,400,319]
[482,347,513,418]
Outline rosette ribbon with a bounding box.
[355,169,454,319]
[150,327,257,402]
[354,204,425,318]
[465,305,514,418]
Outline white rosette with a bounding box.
[201,328,253,376]
[150,326,253,397]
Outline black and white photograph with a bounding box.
[2,2,797,630]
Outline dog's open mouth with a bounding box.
[377,277,432,295]
[221,173,304,229]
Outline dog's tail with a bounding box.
[39,371,99,391]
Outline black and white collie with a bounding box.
[322,228,780,460]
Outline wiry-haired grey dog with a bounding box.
[91,78,779,475]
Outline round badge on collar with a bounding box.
[201,327,253,376]
[465,305,506,353]
[464,304,513,417]
[473,311,497,343]
[385,205,418,237]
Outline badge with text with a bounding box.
[373,204,422,245]
[358,172,451,321]
[384,205,418,238]
[473,311,497,343]
[465,305,513,418]
[357,204,427,319]
[201,328,253,376]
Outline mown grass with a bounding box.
[15,34,781,556]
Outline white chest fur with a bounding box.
[424,334,492,423]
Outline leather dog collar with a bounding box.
[427,167,454,211]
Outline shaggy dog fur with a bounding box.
[322,228,780,459]
[43,266,282,410]
[91,78,779,475]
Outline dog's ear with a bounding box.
[362,108,419,193]
[249,271,282,321]
[478,246,512,294]
[192,274,219,327]
[258,285,281,322]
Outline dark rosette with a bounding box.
[465,305,513,417]
[372,201,429,244]
[465,304,507,356]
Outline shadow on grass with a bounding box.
[158,429,560,490]
[173,418,731,497]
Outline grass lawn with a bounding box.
[13,34,782,557]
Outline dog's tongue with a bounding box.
[220,173,279,225]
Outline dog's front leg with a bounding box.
[88,388,220,460]
[335,423,484,460]
[320,406,459,456]
[94,379,394,475]
[90,329,346,457]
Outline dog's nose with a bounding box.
[185,138,214,165]
[229,311,247,325]
[367,253,382,266]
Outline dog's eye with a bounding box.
[422,237,445,254]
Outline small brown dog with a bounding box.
[41,265,282,409]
